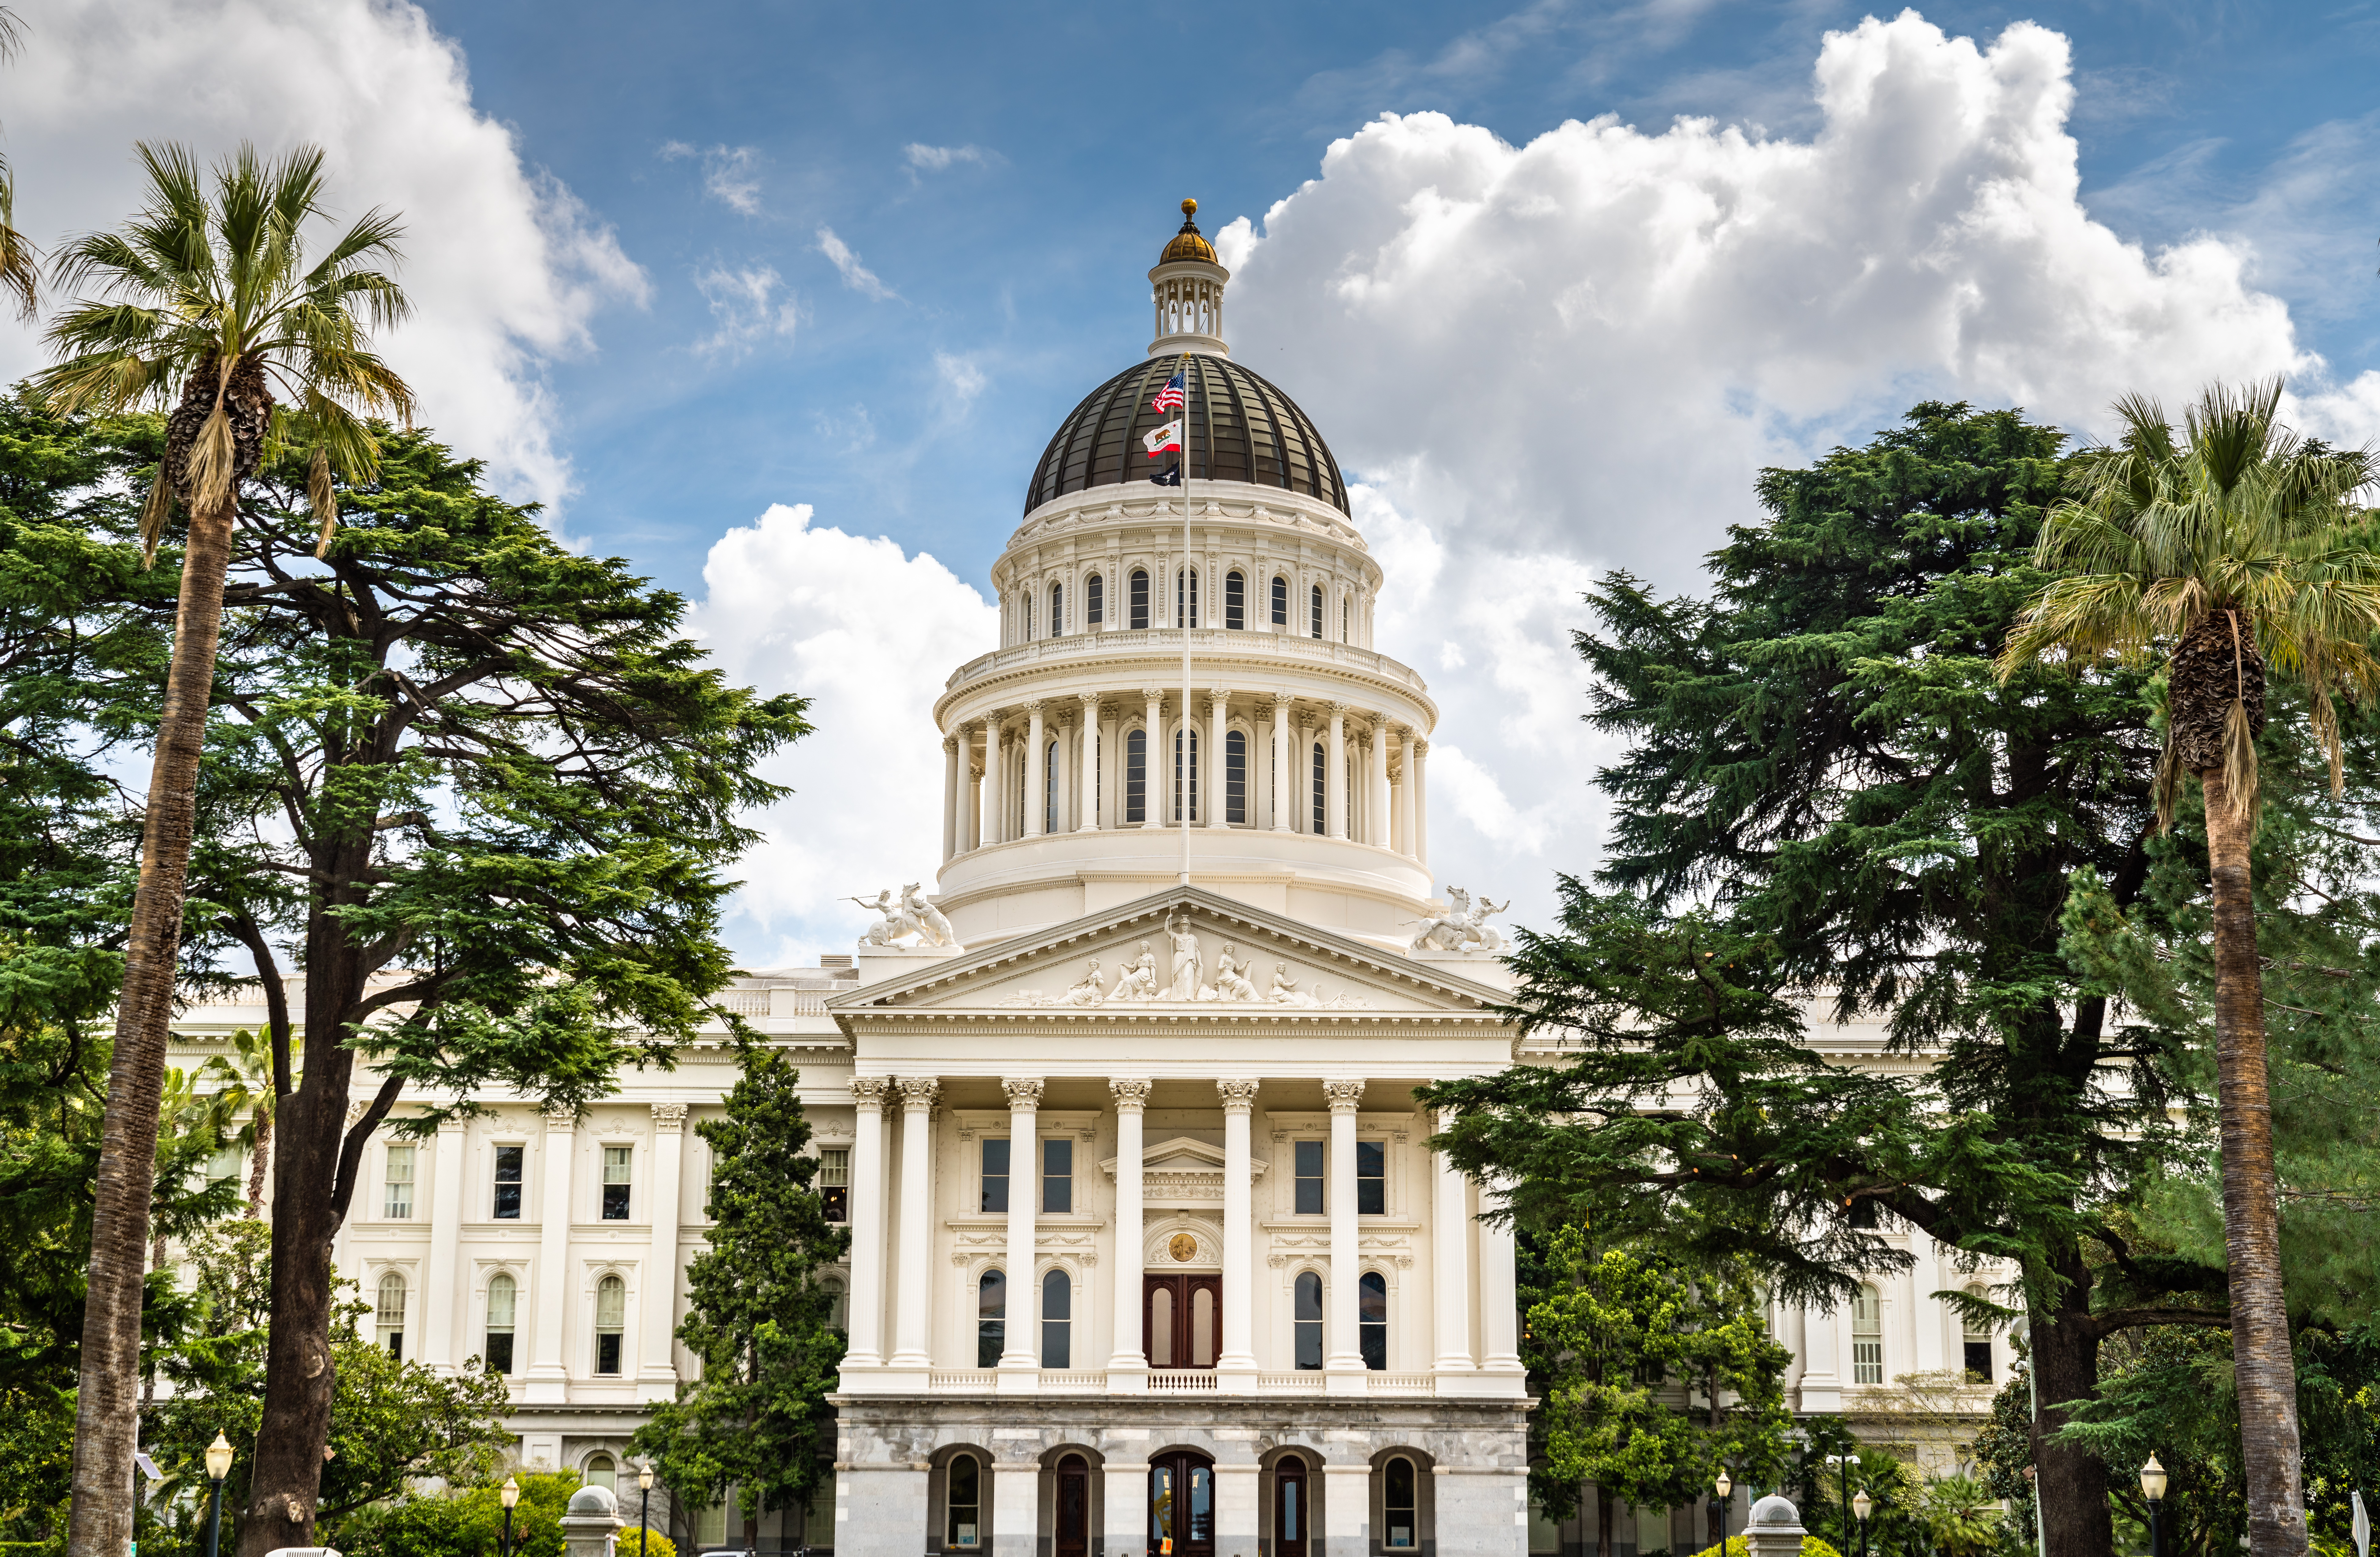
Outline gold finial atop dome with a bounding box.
[1161,197,1217,264]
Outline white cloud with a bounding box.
[662,141,765,216]
[0,0,646,516]
[689,504,1000,968]
[817,226,898,301]
[692,264,800,359]
[904,143,1000,173]
[1219,10,2380,933]
[933,350,988,407]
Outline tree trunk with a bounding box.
[1595,1488,1613,1557]
[2201,764,2306,1557]
[2030,1264,2113,1557]
[64,495,240,1557]
[246,1107,272,1215]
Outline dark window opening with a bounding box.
[977,1269,1005,1368]
[1293,1271,1323,1370]
[1225,729,1247,825]
[980,1138,1010,1214]
[820,1147,849,1223]
[1310,743,1326,834]
[1042,1268,1071,1369]
[1271,575,1289,628]
[1130,569,1150,630]
[1044,1137,1073,1214]
[1309,584,1323,639]
[1225,570,1246,630]
[1359,1271,1387,1370]
[1357,1140,1385,1215]
[1125,728,1147,824]
[492,1144,523,1219]
[1294,1141,1324,1215]
[1174,728,1199,823]
[1176,568,1200,628]
[1087,573,1105,625]
[1964,1340,1994,1382]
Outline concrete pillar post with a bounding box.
[1412,738,1429,868]
[1324,1080,1365,1387]
[1322,1465,1371,1557]
[942,735,960,862]
[844,1078,891,1370]
[1108,1079,1151,1389]
[889,1077,940,1372]
[1209,688,1231,827]
[1396,729,1417,857]
[1217,1080,1259,1386]
[524,1104,575,1399]
[1271,692,1292,832]
[1326,704,1348,840]
[1479,1174,1526,1388]
[1079,693,1102,832]
[1024,700,1047,837]
[998,1079,1043,1383]
[1433,1107,1475,1376]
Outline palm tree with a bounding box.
[199,1026,298,1215]
[1999,379,2380,1557]
[0,8,39,317]
[31,141,411,1557]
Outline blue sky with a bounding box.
[9,0,2379,963]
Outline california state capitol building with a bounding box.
[165,203,2011,1557]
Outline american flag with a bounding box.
[1151,370,1185,414]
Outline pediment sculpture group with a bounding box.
[849,883,963,950]
[1404,886,1508,955]
[1008,914,1370,1009]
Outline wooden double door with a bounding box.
[1142,1273,1220,1369]
[1054,1455,1090,1557]
[1149,1451,1214,1557]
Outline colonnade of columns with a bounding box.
[941,693,1429,862]
[837,1075,1523,1395]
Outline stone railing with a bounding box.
[944,629,1428,697]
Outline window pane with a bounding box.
[821,1146,849,1223]
[978,1270,1006,1368]
[1226,730,1247,825]
[1385,1458,1416,1547]
[1044,1137,1073,1214]
[1356,1140,1385,1215]
[1310,743,1325,833]
[1190,1287,1215,1367]
[1130,569,1150,630]
[485,1330,513,1373]
[487,1273,516,1327]
[1294,1273,1322,1370]
[1360,1272,1387,1371]
[1088,573,1104,625]
[981,1138,1009,1214]
[384,1144,415,1219]
[602,1145,632,1220]
[1272,576,1288,627]
[1042,1270,1071,1368]
[949,1456,980,1548]
[1149,1287,1174,1367]
[1294,1141,1324,1215]
[1189,1467,1212,1542]
[585,1456,615,1492]
[1225,571,1245,630]
[492,1144,523,1219]
[596,1275,626,1328]
[1126,728,1147,824]
[1174,728,1198,823]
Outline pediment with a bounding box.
[826,886,1507,1026]
[1096,1136,1269,1208]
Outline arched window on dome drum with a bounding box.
[1271,575,1289,629]
[1176,568,1199,628]
[1125,728,1147,824]
[1225,570,1245,630]
[1225,730,1247,824]
[1130,569,1150,630]
[1087,573,1104,627]
[1050,581,1064,636]
[1045,740,1060,834]
[977,1269,1006,1368]
[1293,1271,1323,1370]
[1174,728,1199,823]
[1310,743,1326,834]
[1359,1271,1387,1370]
[1309,584,1324,639]
[1042,1268,1071,1369]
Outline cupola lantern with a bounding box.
[1149,197,1229,357]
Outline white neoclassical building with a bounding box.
[165,202,2009,1557]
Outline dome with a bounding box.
[1024,353,1350,516]
[1160,198,1216,263]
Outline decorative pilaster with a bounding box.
[1270,692,1292,832]
[998,1079,1044,1385]
[889,1077,940,1374]
[844,1078,893,1372]
[1216,1080,1259,1386]
[1141,689,1164,828]
[1322,1079,1365,1388]
[942,735,960,862]
[964,724,985,853]
[1395,727,1417,858]
[524,1104,577,1400]
[1369,720,1392,846]
[987,716,1008,845]
[1077,692,1102,832]
[1412,737,1429,868]
[639,1103,688,1398]
[420,1118,467,1373]
[1108,1079,1152,1389]
[1208,689,1231,829]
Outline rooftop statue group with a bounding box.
[849,883,962,950]
[1009,914,1370,1009]
[1405,886,1507,955]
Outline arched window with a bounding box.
[584,1454,616,1493]
[1272,575,1289,628]
[1087,573,1105,627]
[1359,1271,1387,1370]
[1049,580,1064,636]
[1309,583,1323,639]
[1129,568,1150,630]
[1174,728,1199,823]
[1962,1286,1993,1382]
[484,1272,516,1373]
[1042,1268,1072,1369]
[1225,729,1248,824]
[947,1453,982,1548]
[1225,570,1246,630]
[375,1272,406,1360]
[1383,1457,1418,1549]
[1176,567,1200,628]
[595,1274,626,1374]
[977,1269,1006,1369]
[1341,598,1350,642]
[1023,589,1034,642]
[1310,743,1327,834]
[1045,739,1060,834]
[1851,1284,1883,1384]
[1125,728,1148,825]
[1293,1272,1323,1370]
[823,1278,847,1331]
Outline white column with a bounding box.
[638,1103,687,1399]
[525,1104,576,1399]
[1271,692,1292,832]
[1478,1174,1527,1390]
[1798,1298,1843,1411]
[1055,713,1075,833]
[889,1077,939,1372]
[1100,708,1121,828]
[1078,693,1101,832]
[942,735,960,862]
[1432,1108,1475,1377]
[1024,700,1047,836]
[987,719,1008,844]
[1108,1079,1150,1388]
[998,1079,1043,1385]
[1206,688,1230,828]
[421,1118,465,1373]
[1396,730,1417,858]
[1412,738,1430,869]
[1326,704,1348,839]
[1370,722,1392,846]
[1217,1080,1259,1385]
[1323,1080,1365,1387]
[963,727,983,853]
[1141,689,1164,828]
[844,1078,891,1370]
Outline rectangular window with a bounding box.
[485,1274,517,1374]
[1964,1339,1994,1382]
[1130,569,1150,630]
[595,1278,626,1375]
[492,1144,524,1219]
[1043,1137,1073,1214]
[1271,575,1288,628]
[695,1503,728,1548]
[384,1144,415,1219]
[1125,728,1147,824]
[1357,1141,1385,1215]
[1225,730,1247,825]
[1853,1337,1883,1385]
[1294,1141,1324,1215]
[1310,584,1323,639]
[1174,729,1198,823]
[601,1145,632,1220]
[820,1147,850,1223]
[485,1329,514,1374]
[1023,592,1034,641]
[1310,743,1326,834]
[1087,573,1104,626]
[1225,571,1245,630]
[981,1137,1010,1214]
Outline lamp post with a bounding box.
[1824,1454,1856,1549]
[202,1432,234,1557]
[501,1475,521,1557]
[2140,1453,2168,1557]
[1851,1489,1872,1557]
[1714,1470,1733,1548]
[638,1462,654,1557]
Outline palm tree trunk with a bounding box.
[65,497,239,1557]
[2200,766,2306,1557]
[245,1107,272,1216]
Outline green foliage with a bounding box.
[633,1039,846,1526]
[617,1528,676,1557]
[1525,1227,1792,1525]
[1910,1475,2003,1557]
[337,1472,583,1557]
[1687,1537,1842,1557]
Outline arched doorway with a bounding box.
[1148,1451,1214,1557]
[1272,1456,1308,1557]
[1055,1454,1090,1557]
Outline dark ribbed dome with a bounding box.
[1024,354,1350,516]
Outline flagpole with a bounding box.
[1179,341,1193,889]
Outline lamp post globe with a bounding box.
[202,1432,234,1557]
[1851,1489,1873,1557]
[637,1461,655,1557]
[1713,1469,1732,1549]
[500,1474,521,1557]
[2140,1453,2167,1557]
